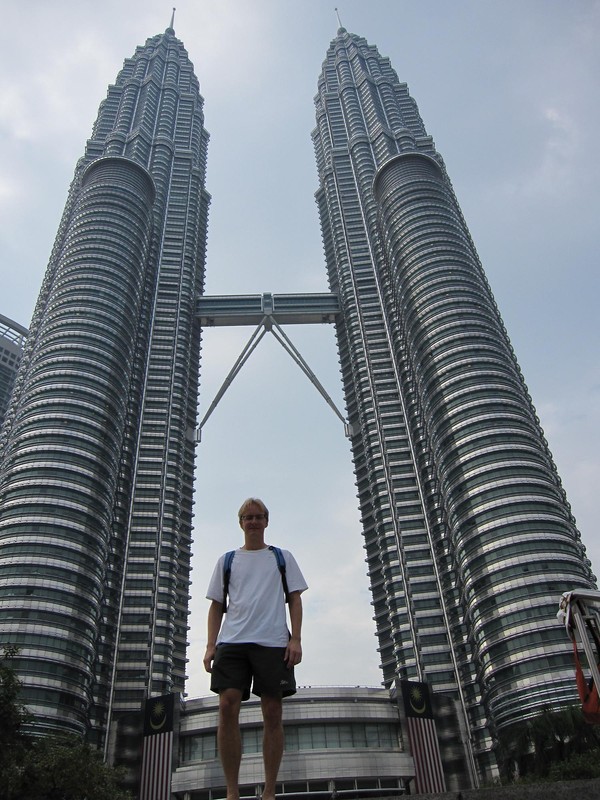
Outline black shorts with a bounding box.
[210,643,297,700]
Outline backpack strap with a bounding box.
[222,550,236,612]
[222,546,290,612]
[269,545,290,604]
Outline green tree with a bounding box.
[11,736,131,800]
[495,704,600,783]
[548,747,600,781]
[0,646,32,767]
[0,649,130,799]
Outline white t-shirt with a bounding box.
[206,546,308,647]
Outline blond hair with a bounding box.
[238,497,269,521]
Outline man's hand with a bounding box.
[285,636,302,668]
[204,600,224,673]
[203,643,216,673]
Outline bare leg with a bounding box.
[261,693,283,800]
[218,688,243,800]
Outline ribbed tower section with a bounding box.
[0,24,209,756]
[313,28,595,778]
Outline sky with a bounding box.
[1,0,599,700]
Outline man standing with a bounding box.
[204,498,308,800]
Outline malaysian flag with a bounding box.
[139,692,177,800]
[401,680,446,794]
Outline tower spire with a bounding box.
[168,7,176,32]
[335,7,344,30]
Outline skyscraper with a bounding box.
[0,20,209,760]
[0,314,27,428]
[312,27,595,778]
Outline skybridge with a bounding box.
[195,292,351,441]
[197,292,340,327]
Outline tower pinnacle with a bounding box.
[167,7,176,33]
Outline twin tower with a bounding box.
[0,22,594,781]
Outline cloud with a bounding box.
[0,86,33,142]
[185,0,279,95]
[510,105,582,199]
[0,173,23,209]
[0,25,118,149]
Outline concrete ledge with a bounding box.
[417,778,600,800]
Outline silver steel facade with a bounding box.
[312,27,596,777]
[0,24,209,756]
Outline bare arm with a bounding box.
[203,600,224,673]
[285,590,303,668]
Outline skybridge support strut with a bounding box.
[195,292,352,442]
